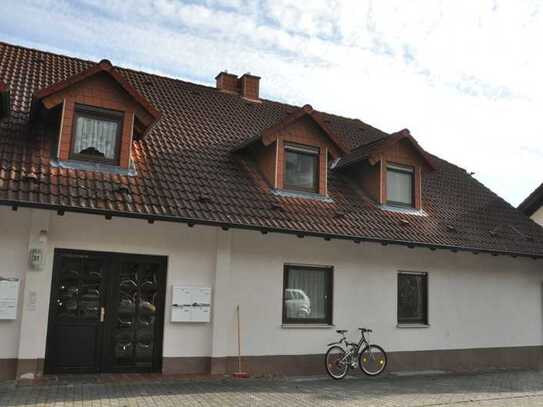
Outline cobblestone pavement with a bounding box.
[3,370,543,406]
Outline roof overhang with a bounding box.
[518,183,543,217]
[0,81,9,119]
[1,199,542,259]
[334,129,435,171]
[232,104,349,156]
[31,59,160,138]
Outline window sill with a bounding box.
[272,189,333,202]
[51,159,137,176]
[380,205,427,216]
[281,324,335,329]
[396,323,430,329]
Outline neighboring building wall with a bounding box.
[1,205,543,379]
[532,206,543,226]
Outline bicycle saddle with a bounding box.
[359,328,373,333]
[336,329,348,334]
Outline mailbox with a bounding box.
[171,286,212,323]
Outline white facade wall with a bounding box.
[0,207,31,359]
[1,205,542,369]
[226,230,543,355]
[532,206,543,226]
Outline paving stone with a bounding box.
[3,370,543,406]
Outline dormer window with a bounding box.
[71,105,123,164]
[284,144,319,193]
[31,58,160,172]
[231,104,347,197]
[386,164,414,207]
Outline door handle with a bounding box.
[100,307,106,323]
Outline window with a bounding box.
[71,105,123,164]
[386,164,414,207]
[397,272,428,325]
[282,264,333,324]
[284,144,319,193]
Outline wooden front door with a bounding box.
[44,250,167,374]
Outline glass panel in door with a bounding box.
[109,259,163,371]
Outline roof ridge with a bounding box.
[0,40,96,65]
[0,40,391,133]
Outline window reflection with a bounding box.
[283,265,332,324]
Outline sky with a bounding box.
[1,0,542,206]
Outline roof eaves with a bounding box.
[2,199,543,259]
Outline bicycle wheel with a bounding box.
[359,344,387,376]
[325,345,349,379]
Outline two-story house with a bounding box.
[1,42,542,381]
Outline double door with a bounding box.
[45,249,167,374]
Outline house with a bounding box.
[519,183,543,226]
[0,41,542,381]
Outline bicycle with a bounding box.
[325,328,387,379]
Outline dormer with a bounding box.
[0,81,9,120]
[334,129,435,210]
[233,104,349,196]
[32,59,160,170]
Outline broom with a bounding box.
[232,304,250,378]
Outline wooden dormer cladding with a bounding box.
[336,129,434,209]
[235,105,348,196]
[32,59,160,169]
[271,116,342,194]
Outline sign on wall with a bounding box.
[171,286,212,323]
[0,278,20,320]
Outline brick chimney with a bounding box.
[240,73,260,100]
[215,71,260,101]
[215,72,240,94]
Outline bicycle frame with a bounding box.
[327,330,372,366]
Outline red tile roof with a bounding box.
[0,79,8,118]
[1,41,542,258]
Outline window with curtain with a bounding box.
[284,144,319,193]
[397,272,428,325]
[386,164,414,207]
[71,105,123,163]
[282,265,333,324]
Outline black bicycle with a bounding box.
[325,328,387,379]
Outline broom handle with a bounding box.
[237,305,242,372]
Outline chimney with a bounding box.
[240,73,260,100]
[215,71,260,101]
[215,71,239,94]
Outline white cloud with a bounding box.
[0,0,541,205]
